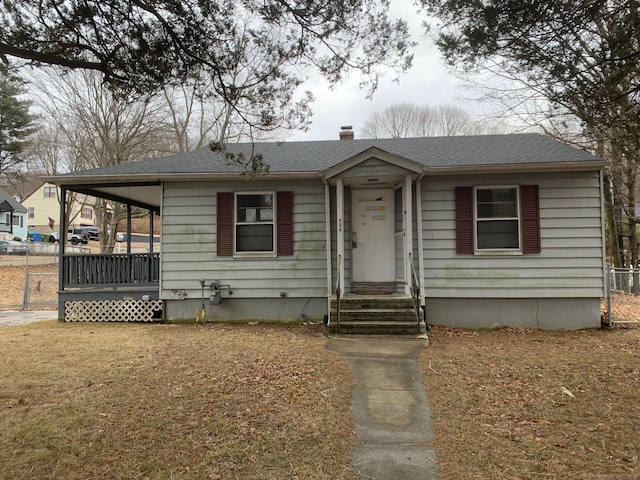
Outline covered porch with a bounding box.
[323,147,426,334]
[54,182,163,322]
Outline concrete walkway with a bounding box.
[326,336,439,480]
[0,309,58,328]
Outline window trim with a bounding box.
[233,191,277,257]
[28,207,35,219]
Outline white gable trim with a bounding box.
[322,146,423,180]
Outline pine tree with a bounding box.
[0,66,36,177]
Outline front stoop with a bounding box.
[329,294,421,334]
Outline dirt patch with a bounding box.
[0,322,356,479]
[0,263,58,310]
[420,326,640,479]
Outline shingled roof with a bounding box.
[0,187,27,213]
[52,133,602,180]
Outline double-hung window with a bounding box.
[43,186,56,198]
[235,192,275,254]
[475,186,520,251]
[217,191,293,257]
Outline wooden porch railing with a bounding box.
[63,253,160,288]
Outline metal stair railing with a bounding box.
[335,254,341,334]
[409,252,421,331]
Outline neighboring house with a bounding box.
[48,131,606,330]
[20,182,97,234]
[0,187,28,240]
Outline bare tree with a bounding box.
[360,103,506,138]
[29,68,171,251]
[159,19,314,154]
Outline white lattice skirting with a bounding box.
[65,300,163,322]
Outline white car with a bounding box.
[0,240,28,255]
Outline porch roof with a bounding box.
[45,133,604,209]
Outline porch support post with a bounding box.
[59,187,66,257]
[336,178,345,294]
[404,175,413,295]
[324,183,332,296]
[126,203,132,254]
[415,177,425,303]
[148,209,154,253]
[58,186,67,318]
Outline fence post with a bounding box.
[606,266,612,328]
[22,266,29,310]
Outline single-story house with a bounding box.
[48,131,606,331]
[0,187,28,241]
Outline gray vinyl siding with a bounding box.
[422,171,604,298]
[161,179,327,299]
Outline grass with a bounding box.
[0,322,355,480]
[4,309,640,480]
[420,325,640,480]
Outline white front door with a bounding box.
[351,189,395,282]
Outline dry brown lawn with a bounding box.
[0,322,356,480]
[4,261,640,479]
[420,325,640,479]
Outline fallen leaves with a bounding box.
[421,326,640,480]
[0,323,356,479]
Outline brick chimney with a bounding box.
[339,125,354,140]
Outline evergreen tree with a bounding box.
[0,66,35,177]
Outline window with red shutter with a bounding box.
[454,185,541,254]
[216,190,294,257]
[520,185,541,253]
[277,191,294,256]
[216,192,234,256]
[455,186,474,254]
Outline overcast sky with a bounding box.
[287,0,480,142]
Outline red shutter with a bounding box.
[455,186,474,254]
[521,185,541,254]
[217,192,234,256]
[277,191,294,256]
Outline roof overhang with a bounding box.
[44,172,324,212]
[423,160,606,175]
[44,154,604,211]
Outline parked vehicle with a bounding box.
[0,240,28,255]
[81,226,99,240]
[48,229,89,245]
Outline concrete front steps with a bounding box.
[329,294,421,334]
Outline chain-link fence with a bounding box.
[604,266,640,327]
[23,269,58,310]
